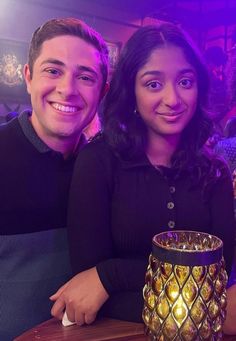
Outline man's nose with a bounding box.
[57,75,78,98]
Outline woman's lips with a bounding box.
[157,111,183,121]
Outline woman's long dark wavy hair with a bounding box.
[102,23,227,190]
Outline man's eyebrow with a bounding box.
[40,59,98,76]
[40,59,65,67]
[77,65,98,77]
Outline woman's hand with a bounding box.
[50,267,109,326]
[223,284,236,335]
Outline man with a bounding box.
[0,17,108,341]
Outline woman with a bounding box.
[51,23,235,328]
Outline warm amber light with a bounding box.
[143,231,227,341]
[173,297,187,323]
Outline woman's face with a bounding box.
[135,45,198,143]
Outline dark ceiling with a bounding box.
[88,0,236,29]
[88,0,167,15]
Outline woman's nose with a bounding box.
[163,84,181,108]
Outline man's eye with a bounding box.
[146,81,162,90]
[45,68,60,75]
[179,78,194,89]
[79,75,94,82]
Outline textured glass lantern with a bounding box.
[143,230,228,340]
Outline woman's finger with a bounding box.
[51,297,66,320]
[84,312,96,325]
[50,282,69,301]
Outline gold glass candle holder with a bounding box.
[142,230,228,341]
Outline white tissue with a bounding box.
[62,311,76,327]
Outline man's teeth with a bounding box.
[52,103,78,112]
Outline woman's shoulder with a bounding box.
[77,133,118,166]
[80,134,112,155]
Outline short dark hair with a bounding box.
[28,17,108,89]
[103,23,211,163]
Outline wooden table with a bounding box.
[14,318,236,341]
[14,318,148,341]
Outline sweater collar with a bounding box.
[18,110,87,157]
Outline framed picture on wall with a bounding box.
[106,40,122,80]
[0,39,30,104]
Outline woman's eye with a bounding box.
[146,81,162,90]
[179,78,194,89]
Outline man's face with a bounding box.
[24,35,104,152]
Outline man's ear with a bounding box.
[23,64,32,95]
[100,82,109,100]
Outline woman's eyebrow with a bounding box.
[139,70,163,78]
[178,68,196,76]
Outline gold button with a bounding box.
[168,221,175,229]
[167,202,174,209]
[170,186,175,194]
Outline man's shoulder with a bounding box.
[0,118,20,140]
[0,117,30,158]
[0,117,19,135]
